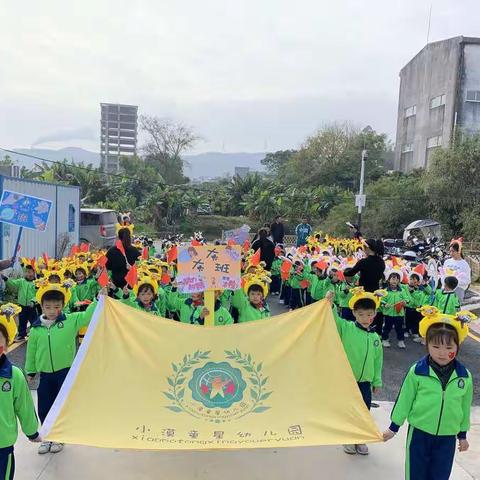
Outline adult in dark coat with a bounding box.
[106,228,141,288]
[251,228,275,270]
[344,239,385,292]
[270,216,285,245]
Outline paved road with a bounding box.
[8,297,480,405]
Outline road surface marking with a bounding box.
[468,332,480,343]
[8,340,26,352]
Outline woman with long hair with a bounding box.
[106,228,141,288]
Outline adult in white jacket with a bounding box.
[444,240,471,303]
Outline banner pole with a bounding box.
[12,226,23,261]
[204,290,215,326]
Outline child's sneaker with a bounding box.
[49,442,64,454]
[356,444,369,455]
[382,339,391,347]
[14,334,26,342]
[38,442,51,454]
[404,331,410,338]
[398,340,406,349]
[343,444,357,455]
[413,335,423,343]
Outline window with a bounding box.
[68,204,76,233]
[430,94,446,109]
[466,90,480,102]
[427,136,442,149]
[405,105,417,117]
[402,143,414,153]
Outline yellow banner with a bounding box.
[41,297,382,450]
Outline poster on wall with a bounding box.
[0,190,52,231]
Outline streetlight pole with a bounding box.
[356,149,368,230]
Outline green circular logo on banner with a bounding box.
[189,361,246,409]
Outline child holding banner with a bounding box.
[231,277,270,323]
[25,282,99,455]
[383,307,474,480]
[191,290,234,325]
[0,304,41,480]
[328,287,384,456]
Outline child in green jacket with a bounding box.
[3,265,37,342]
[191,291,234,326]
[25,285,98,455]
[307,262,333,303]
[231,283,270,323]
[169,291,204,323]
[381,272,411,349]
[405,273,432,342]
[433,276,461,315]
[121,278,166,317]
[329,289,383,456]
[0,310,41,479]
[336,271,358,321]
[383,312,473,480]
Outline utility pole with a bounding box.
[356,149,368,230]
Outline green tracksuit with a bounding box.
[308,275,334,301]
[231,289,270,323]
[333,308,383,386]
[389,356,472,437]
[192,302,234,326]
[25,302,96,375]
[4,277,36,306]
[336,279,358,308]
[271,258,282,277]
[433,290,461,315]
[169,293,203,324]
[0,355,39,449]
[408,285,433,309]
[68,279,97,312]
[381,287,411,317]
[122,296,164,316]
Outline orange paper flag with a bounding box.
[142,247,149,260]
[250,249,261,267]
[391,256,399,267]
[42,252,49,266]
[124,265,138,288]
[166,246,178,264]
[227,239,236,246]
[191,239,202,247]
[69,245,80,257]
[96,255,108,268]
[80,243,90,253]
[97,269,109,288]
[115,240,126,257]
[300,279,310,289]
[161,273,171,286]
[413,264,426,276]
[280,260,292,281]
[243,240,250,252]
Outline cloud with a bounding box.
[31,127,96,147]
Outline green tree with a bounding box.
[261,150,296,176]
[423,134,480,235]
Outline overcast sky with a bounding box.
[1,0,479,154]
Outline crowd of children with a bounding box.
[0,230,476,480]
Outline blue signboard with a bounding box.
[0,190,52,231]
